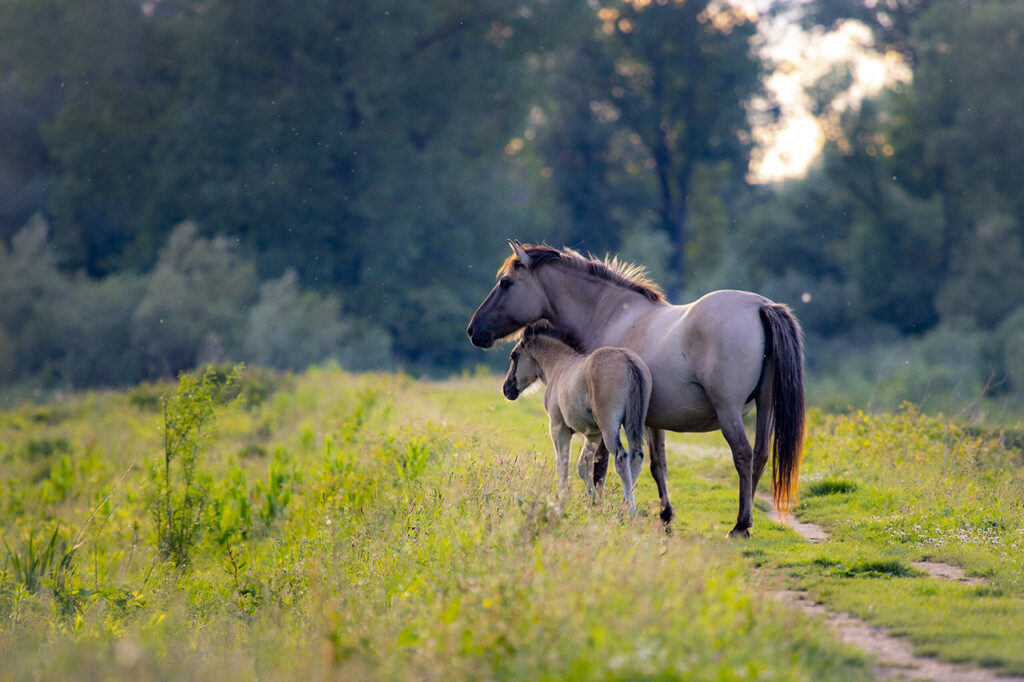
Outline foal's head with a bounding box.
[503,325,542,400]
[502,323,585,400]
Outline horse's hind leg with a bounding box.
[647,427,673,524]
[592,441,609,496]
[751,399,774,496]
[751,356,774,496]
[718,412,756,538]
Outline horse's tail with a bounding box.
[623,355,649,458]
[760,303,805,516]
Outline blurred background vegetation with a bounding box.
[1,0,1022,414]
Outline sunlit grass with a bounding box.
[0,366,877,681]
[728,406,1024,675]
[7,369,1024,677]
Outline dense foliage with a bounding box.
[1,0,1023,398]
[745,1,1024,357]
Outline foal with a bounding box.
[503,323,652,512]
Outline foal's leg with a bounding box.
[548,419,573,495]
[751,401,774,496]
[578,439,599,502]
[592,405,636,513]
[607,435,636,514]
[647,427,674,524]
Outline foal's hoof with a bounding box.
[659,504,674,525]
[727,526,751,539]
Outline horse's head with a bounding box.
[467,241,549,348]
[502,325,541,400]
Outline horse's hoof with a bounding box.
[728,527,751,539]
[659,504,674,525]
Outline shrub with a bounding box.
[131,222,257,379]
[244,270,350,371]
[54,272,146,388]
[0,215,69,384]
[147,365,241,567]
[2,525,65,594]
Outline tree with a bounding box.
[757,0,1024,337]
[0,0,178,275]
[538,0,766,298]
[0,0,581,371]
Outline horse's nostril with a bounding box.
[467,325,474,338]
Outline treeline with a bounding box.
[0,218,391,389]
[2,0,1024,402]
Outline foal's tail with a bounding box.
[623,357,649,458]
[761,304,805,515]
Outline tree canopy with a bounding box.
[1,0,1023,393]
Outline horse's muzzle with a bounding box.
[503,379,520,400]
[467,325,494,348]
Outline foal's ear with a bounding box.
[522,324,536,341]
[508,239,532,268]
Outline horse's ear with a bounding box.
[508,239,532,268]
[523,324,536,341]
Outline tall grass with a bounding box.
[0,367,874,681]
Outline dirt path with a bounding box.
[774,589,1016,682]
[759,493,831,543]
[670,440,1015,680]
[760,495,1014,681]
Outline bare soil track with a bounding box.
[762,495,1018,682]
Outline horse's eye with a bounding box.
[499,278,513,290]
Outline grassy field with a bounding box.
[1,365,1022,680]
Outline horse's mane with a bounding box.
[524,321,586,355]
[498,243,666,303]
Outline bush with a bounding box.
[0,215,69,384]
[809,321,994,413]
[131,222,258,379]
[54,272,146,387]
[247,271,343,370]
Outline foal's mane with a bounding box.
[498,244,665,303]
[523,322,586,355]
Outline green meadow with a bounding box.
[1,366,1023,680]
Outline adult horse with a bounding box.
[467,241,805,537]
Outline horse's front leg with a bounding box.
[549,420,573,496]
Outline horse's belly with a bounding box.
[645,381,721,432]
